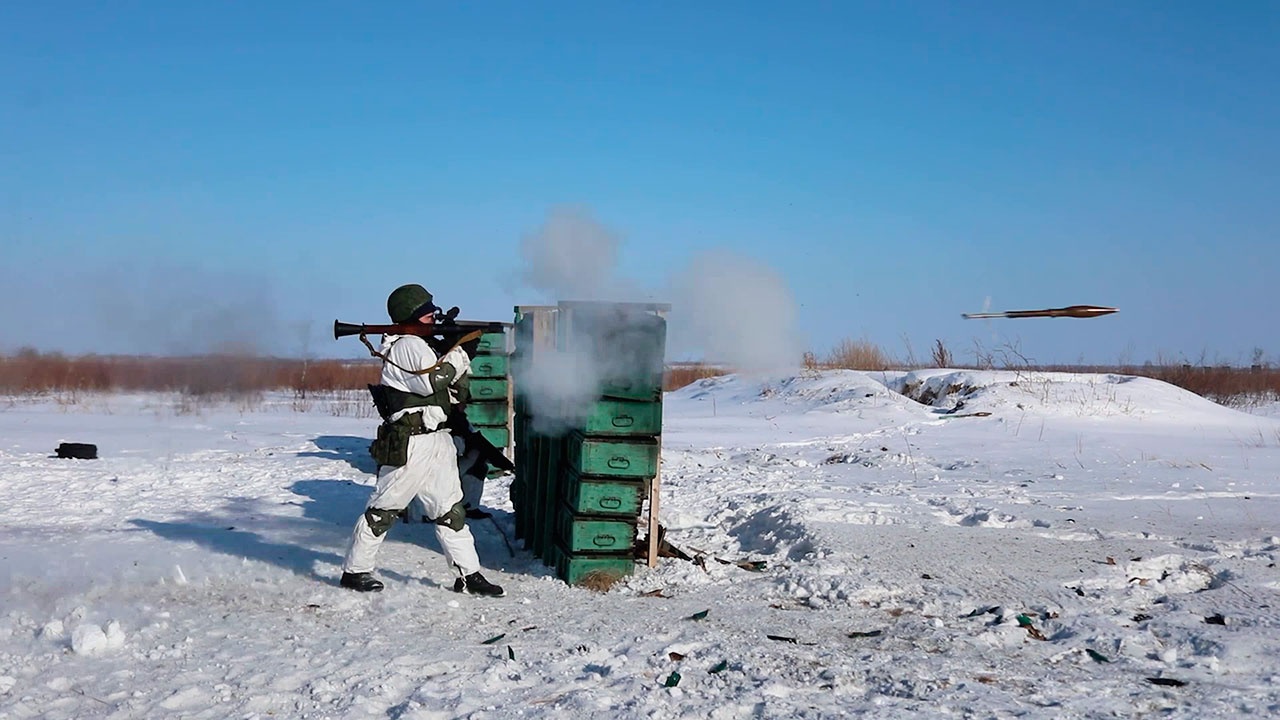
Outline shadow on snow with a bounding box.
[299,435,376,473]
[128,480,446,588]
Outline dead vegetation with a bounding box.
[823,338,892,371]
[573,570,626,592]
[0,349,379,398]
[1,346,1277,405]
[664,362,730,391]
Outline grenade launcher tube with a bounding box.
[334,319,506,340]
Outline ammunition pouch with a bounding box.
[368,412,432,468]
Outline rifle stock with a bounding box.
[470,427,515,473]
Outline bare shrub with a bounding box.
[825,338,890,371]
[931,339,953,368]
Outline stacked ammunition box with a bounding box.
[512,301,667,586]
[510,306,555,551]
[464,330,512,457]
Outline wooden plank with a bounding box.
[647,451,662,568]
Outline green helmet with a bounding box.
[387,284,440,323]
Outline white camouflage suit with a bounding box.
[342,334,482,577]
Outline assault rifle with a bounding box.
[446,407,516,474]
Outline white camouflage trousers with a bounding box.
[342,430,480,577]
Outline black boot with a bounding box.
[452,571,505,597]
[465,507,492,520]
[340,572,384,592]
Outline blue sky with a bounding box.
[2,1,1276,365]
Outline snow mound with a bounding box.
[889,368,1251,421]
[670,367,1259,425]
[670,370,922,415]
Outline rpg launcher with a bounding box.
[334,307,505,340]
[335,307,507,356]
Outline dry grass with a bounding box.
[1041,363,1280,406]
[664,362,729,391]
[3,349,1277,406]
[573,570,627,592]
[820,338,892,371]
[931,339,953,368]
[0,350,379,398]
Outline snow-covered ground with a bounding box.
[2,370,1279,719]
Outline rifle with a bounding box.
[446,408,516,473]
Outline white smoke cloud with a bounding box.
[512,207,801,431]
[514,347,603,434]
[519,207,622,301]
[664,250,800,372]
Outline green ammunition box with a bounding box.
[470,355,509,379]
[464,400,509,427]
[565,432,659,478]
[475,332,509,355]
[562,470,645,517]
[598,372,665,402]
[468,378,509,401]
[557,504,638,553]
[553,542,635,586]
[577,397,662,436]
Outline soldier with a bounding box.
[339,284,505,596]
